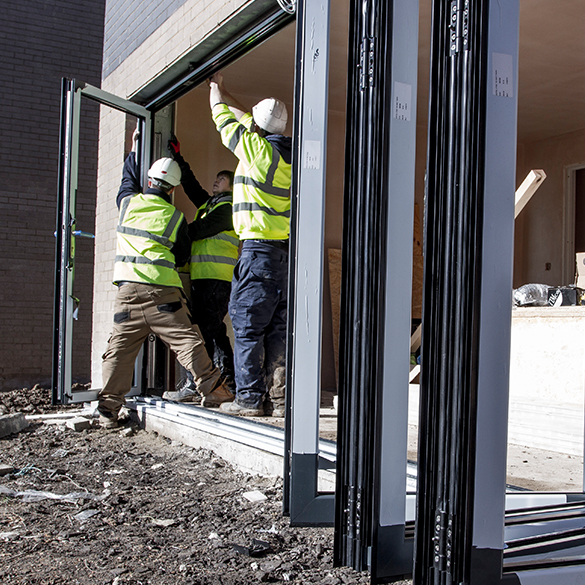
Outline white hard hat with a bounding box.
[148,158,181,187]
[252,98,288,134]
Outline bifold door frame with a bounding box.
[334,0,419,579]
[370,0,420,580]
[286,0,333,525]
[52,2,294,406]
[52,79,151,405]
[414,1,520,583]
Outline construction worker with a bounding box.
[161,135,238,401]
[209,72,292,417]
[97,132,233,427]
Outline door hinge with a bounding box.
[432,509,453,572]
[449,0,469,56]
[346,485,363,539]
[359,37,376,90]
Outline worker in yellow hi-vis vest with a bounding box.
[208,72,292,418]
[162,135,238,402]
[97,132,233,426]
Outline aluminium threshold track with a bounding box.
[126,396,419,489]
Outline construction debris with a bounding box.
[243,490,268,502]
[65,416,93,431]
[0,412,29,438]
[0,409,377,585]
[232,538,273,557]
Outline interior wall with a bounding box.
[172,86,242,221]
[514,128,585,288]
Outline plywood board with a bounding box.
[328,248,342,391]
[412,203,423,319]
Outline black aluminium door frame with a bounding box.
[414,1,520,584]
[53,78,152,406]
[334,0,419,579]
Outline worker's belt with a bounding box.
[246,239,289,251]
[116,280,177,288]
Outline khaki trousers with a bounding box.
[99,283,220,416]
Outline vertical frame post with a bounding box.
[371,0,419,580]
[52,78,81,405]
[335,0,419,577]
[287,0,334,525]
[414,1,519,583]
[471,2,519,582]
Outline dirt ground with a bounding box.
[0,386,407,585]
[2,386,582,585]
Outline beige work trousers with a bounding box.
[98,283,220,417]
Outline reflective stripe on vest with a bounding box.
[190,196,239,282]
[212,105,292,241]
[113,193,184,287]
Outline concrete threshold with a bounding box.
[128,397,334,481]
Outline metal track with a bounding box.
[126,396,419,486]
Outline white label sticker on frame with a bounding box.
[493,53,514,98]
[394,82,412,121]
[303,140,321,170]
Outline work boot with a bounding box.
[267,366,286,417]
[162,378,200,403]
[222,373,236,393]
[264,397,285,418]
[202,379,234,408]
[97,408,119,429]
[99,416,119,429]
[271,402,286,418]
[219,400,264,417]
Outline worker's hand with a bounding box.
[132,127,140,153]
[168,134,181,157]
[208,71,223,87]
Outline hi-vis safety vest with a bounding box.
[212,104,291,241]
[113,193,184,288]
[190,194,239,282]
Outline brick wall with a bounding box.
[0,1,105,390]
[103,0,190,78]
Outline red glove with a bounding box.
[168,134,180,156]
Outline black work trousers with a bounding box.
[190,279,234,378]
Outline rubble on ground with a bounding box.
[0,386,402,584]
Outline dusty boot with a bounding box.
[202,379,234,408]
[269,399,286,418]
[219,401,264,417]
[162,377,201,403]
[97,408,119,429]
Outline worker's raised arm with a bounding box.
[168,135,209,208]
[116,152,141,208]
[115,128,142,208]
[209,72,247,121]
